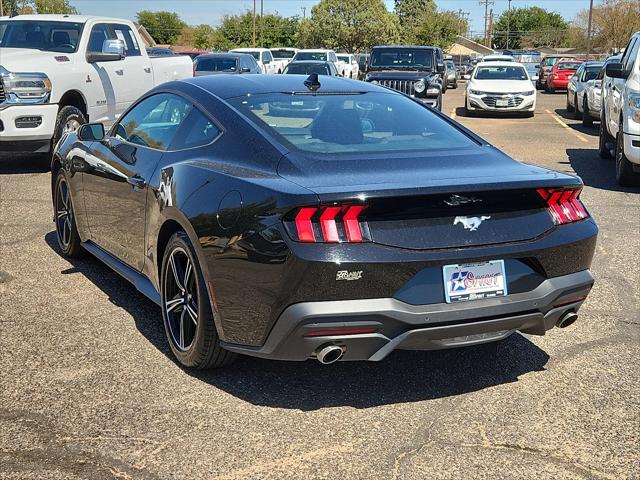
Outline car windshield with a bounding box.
[557,62,582,70]
[446,61,454,69]
[474,66,528,80]
[284,64,330,75]
[195,57,237,72]
[271,49,296,59]
[295,51,328,61]
[0,20,84,53]
[229,92,477,155]
[369,49,433,70]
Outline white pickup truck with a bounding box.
[0,15,193,158]
[229,48,287,74]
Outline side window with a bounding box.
[171,108,221,150]
[87,24,112,53]
[110,24,141,57]
[622,37,639,72]
[263,51,273,62]
[330,52,337,62]
[114,93,192,151]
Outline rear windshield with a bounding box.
[271,49,296,59]
[370,48,433,70]
[337,55,350,62]
[295,51,328,61]
[284,64,330,75]
[235,50,260,60]
[195,57,237,72]
[0,20,83,53]
[229,92,477,155]
[474,66,528,80]
[557,62,582,70]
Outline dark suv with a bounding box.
[364,46,446,110]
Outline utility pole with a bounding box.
[301,7,306,19]
[586,0,594,61]
[252,0,256,47]
[260,0,264,47]
[456,9,470,36]
[0,1,4,17]
[506,0,512,50]
[488,9,494,49]
[479,0,495,47]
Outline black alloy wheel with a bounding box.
[54,172,84,257]
[161,232,236,368]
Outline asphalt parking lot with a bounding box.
[0,85,638,479]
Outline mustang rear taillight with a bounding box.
[290,205,368,243]
[537,187,588,225]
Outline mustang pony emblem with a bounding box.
[454,216,491,231]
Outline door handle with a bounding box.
[115,68,124,75]
[127,175,147,189]
[144,67,151,73]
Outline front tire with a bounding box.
[582,98,593,127]
[599,110,614,159]
[615,130,640,187]
[161,232,236,369]
[54,171,84,258]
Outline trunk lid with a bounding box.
[278,146,580,250]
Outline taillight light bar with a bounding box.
[537,187,588,225]
[290,205,368,243]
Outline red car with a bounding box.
[546,60,583,92]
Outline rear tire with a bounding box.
[573,94,582,120]
[615,130,640,187]
[161,232,236,369]
[566,94,574,113]
[54,171,84,258]
[599,110,614,159]
[582,98,593,127]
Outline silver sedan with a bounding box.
[566,61,604,121]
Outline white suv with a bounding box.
[292,49,341,75]
[599,32,640,186]
[336,54,359,79]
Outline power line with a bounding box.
[479,0,494,47]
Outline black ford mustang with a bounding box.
[51,74,597,368]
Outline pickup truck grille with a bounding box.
[378,79,415,96]
[0,78,6,104]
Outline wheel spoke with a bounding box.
[184,260,192,289]
[166,297,184,313]
[179,310,186,349]
[185,303,197,325]
[169,254,185,292]
[57,210,68,219]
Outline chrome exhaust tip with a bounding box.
[556,311,578,329]
[316,345,345,365]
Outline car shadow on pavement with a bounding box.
[454,107,530,119]
[567,148,639,193]
[0,154,49,175]
[45,231,550,411]
[553,108,599,137]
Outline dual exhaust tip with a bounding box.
[316,345,345,365]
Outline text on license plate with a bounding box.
[443,260,507,303]
[496,99,509,107]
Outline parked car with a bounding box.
[193,53,261,76]
[599,32,640,186]
[523,62,539,83]
[270,48,298,68]
[444,60,458,89]
[582,56,622,127]
[357,53,370,79]
[465,61,536,117]
[51,74,597,368]
[364,45,445,110]
[336,54,359,79]
[566,61,604,119]
[546,60,583,93]
[479,54,515,63]
[292,49,341,75]
[229,48,285,74]
[0,14,193,160]
[177,49,209,61]
[282,60,339,76]
[147,47,175,57]
[537,55,577,90]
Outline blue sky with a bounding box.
[69,0,588,35]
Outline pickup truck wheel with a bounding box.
[599,110,614,159]
[582,98,593,127]
[161,232,237,369]
[52,106,86,153]
[615,130,640,187]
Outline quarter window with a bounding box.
[114,93,193,151]
[171,109,221,150]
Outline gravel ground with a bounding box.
[0,86,638,479]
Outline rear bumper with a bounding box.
[221,269,594,362]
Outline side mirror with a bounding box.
[605,62,628,79]
[263,59,271,65]
[240,67,251,73]
[437,62,445,73]
[87,39,125,63]
[78,123,105,141]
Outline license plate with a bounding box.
[443,260,507,303]
[496,98,509,107]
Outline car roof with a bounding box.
[476,61,526,67]
[197,53,244,58]
[372,45,434,50]
[288,60,331,64]
[182,74,383,100]
[6,14,128,23]
[296,49,334,52]
[231,48,268,52]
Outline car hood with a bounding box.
[277,145,576,200]
[0,47,72,73]
[468,79,534,93]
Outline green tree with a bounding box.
[192,24,215,50]
[33,0,77,14]
[414,10,466,50]
[217,11,298,48]
[394,0,436,32]
[492,6,568,49]
[571,0,640,52]
[297,0,399,52]
[136,10,186,45]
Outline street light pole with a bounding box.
[586,0,594,61]
[506,0,512,50]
